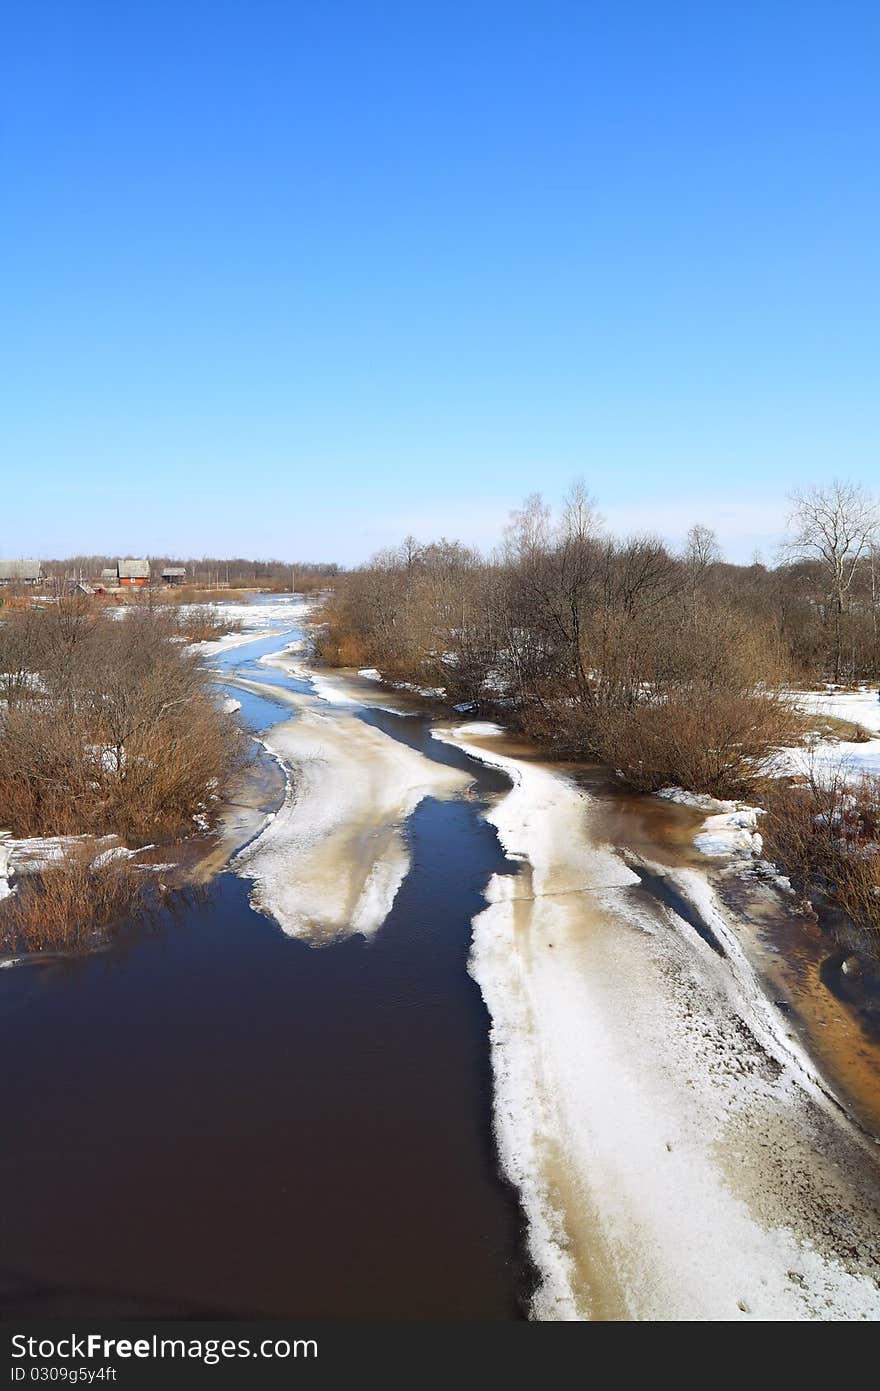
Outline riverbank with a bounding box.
[276,628,880,1319]
[428,719,880,1319]
[0,594,530,1318]
[6,594,878,1318]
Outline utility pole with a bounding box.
[291,565,296,595]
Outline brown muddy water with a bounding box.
[0,622,531,1319]
[717,870,880,1139]
[3,611,880,1319]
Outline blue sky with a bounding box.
[2,1,878,563]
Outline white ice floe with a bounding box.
[694,807,762,858]
[449,720,505,739]
[90,844,152,869]
[342,666,446,700]
[397,682,446,698]
[260,649,420,717]
[658,787,763,860]
[657,786,739,812]
[299,668,361,707]
[234,702,469,942]
[435,720,880,1321]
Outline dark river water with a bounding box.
[0,601,531,1319]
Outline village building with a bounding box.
[0,559,43,586]
[162,566,187,586]
[65,576,96,596]
[101,567,119,586]
[117,558,151,588]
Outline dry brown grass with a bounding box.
[0,851,149,954]
[157,586,247,606]
[0,593,43,611]
[800,713,874,744]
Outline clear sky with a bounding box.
[3,1,878,564]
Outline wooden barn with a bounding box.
[0,559,43,586]
[118,558,151,588]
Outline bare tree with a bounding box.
[784,480,879,682]
[685,523,721,622]
[871,542,880,677]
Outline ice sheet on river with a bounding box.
[434,721,880,1321]
[234,701,469,942]
[194,595,312,658]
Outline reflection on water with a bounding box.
[0,604,530,1318]
[0,810,528,1318]
[5,598,879,1316]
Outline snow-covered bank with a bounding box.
[656,686,880,867]
[435,721,880,1320]
[776,738,880,782]
[776,686,880,782]
[792,686,880,737]
[351,665,445,699]
[0,832,161,909]
[234,695,469,941]
[0,831,130,881]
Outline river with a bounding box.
[1,595,879,1320]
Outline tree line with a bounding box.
[36,557,340,592]
[317,480,880,798]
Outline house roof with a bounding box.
[0,559,42,581]
[162,566,187,576]
[101,567,118,580]
[118,558,150,579]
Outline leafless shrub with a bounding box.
[0,850,150,954]
[762,767,880,943]
[311,595,372,667]
[171,604,243,643]
[0,600,246,842]
[593,687,799,798]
